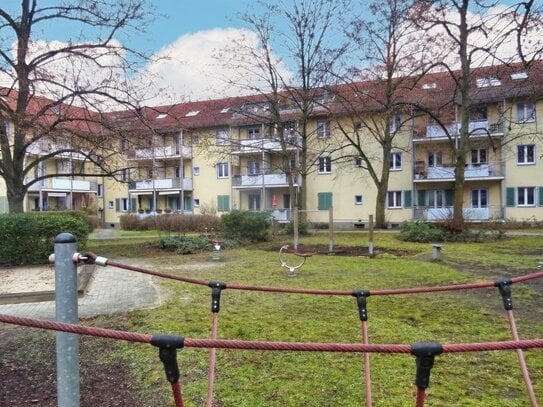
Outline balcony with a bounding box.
[413,205,504,221]
[27,141,86,160]
[231,137,301,154]
[27,177,98,192]
[127,145,192,160]
[414,163,503,181]
[418,120,504,140]
[232,172,300,188]
[128,177,193,192]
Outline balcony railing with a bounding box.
[128,177,193,191]
[414,163,503,180]
[423,120,504,139]
[413,205,504,221]
[27,142,86,160]
[27,177,98,192]
[232,172,300,188]
[231,137,301,154]
[128,145,192,160]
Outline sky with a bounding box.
[1,1,541,107]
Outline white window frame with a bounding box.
[389,114,401,133]
[427,190,445,208]
[193,167,200,176]
[471,189,488,208]
[108,200,114,209]
[97,184,104,197]
[471,148,488,165]
[316,119,331,138]
[248,160,261,176]
[216,128,229,145]
[120,198,129,212]
[517,187,535,207]
[317,156,332,174]
[193,198,200,207]
[428,151,443,167]
[354,195,363,205]
[387,191,402,208]
[517,144,535,165]
[516,102,536,123]
[354,157,363,168]
[216,162,229,178]
[390,152,402,170]
[247,126,261,139]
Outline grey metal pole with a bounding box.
[54,232,80,407]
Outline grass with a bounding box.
[84,230,543,406]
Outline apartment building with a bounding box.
[1,60,542,228]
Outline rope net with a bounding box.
[1,251,542,407]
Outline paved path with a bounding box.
[0,265,162,320]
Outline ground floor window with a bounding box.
[387,191,402,208]
[248,193,261,210]
[471,189,488,208]
[218,195,230,212]
[517,187,535,206]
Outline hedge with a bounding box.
[0,213,90,266]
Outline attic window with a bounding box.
[476,77,501,88]
[220,107,230,113]
[422,82,437,90]
[185,110,200,117]
[156,113,167,119]
[511,72,528,80]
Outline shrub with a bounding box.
[399,221,444,242]
[158,236,211,254]
[0,213,90,266]
[220,210,271,242]
[284,219,310,236]
[119,214,220,233]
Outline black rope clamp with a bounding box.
[411,342,443,390]
[208,281,227,313]
[494,279,513,311]
[351,290,370,321]
[151,334,185,384]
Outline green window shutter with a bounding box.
[404,190,412,208]
[445,189,454,206]
[506,188,515,207]
[218,195,230,212]
[115,198,120,212]
[417,190,426,207]
[130,198,137,212]
[318,192,332,210]
[539,188,543,206]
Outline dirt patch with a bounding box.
[0,265,56,294]
[0,326,162,406]
[275,244,411,257]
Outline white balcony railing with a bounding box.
[418,164,502,180]
[425,120,504,138]
[231,137,301,154]
[414,206,504,221]
[232,172,299,188]
[128,177,193,191]
[129,145,192,160]
[27,177,97,192]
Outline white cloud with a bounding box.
[138,28,294,105]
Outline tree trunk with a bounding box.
[375,184,387,228]
[452,156,466,231]
[6,186,26,213]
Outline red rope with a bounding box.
[361,320,372,407]
[415,388,426,407]
[2,314,542,354]
[171,382,184,407]
[206,313,219,407]
[88,253,543,298]
[506,310,539,407]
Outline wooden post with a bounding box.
[328,206,334,253]
[293,207,299,250]
[368,215,374,256]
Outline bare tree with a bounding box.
[329,0,431,228]
[411,0,543,230]
[0,0,155,213]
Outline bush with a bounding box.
[399,221,444,242]
[284,219,310,236]
[119,213,220,233]
[158,235,211,254]
[0,213,91,266]
[221,210,271,242]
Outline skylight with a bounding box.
[185,110,200,117]
[220,107,230,113]
[511,72,528,80]
[156,113,167,119]
[422,82,437,90]
[476,77,501,88]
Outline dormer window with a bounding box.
[156,113,167,119]
[185,110,200,117]
[511,72,528,80]
[476,77,501,88]
[422,82,437,90]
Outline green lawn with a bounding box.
[86,231,543,406]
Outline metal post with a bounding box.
[368,215,374,256]
[328,206,334,253]
[293,207,299,250]
[54,232,80,406]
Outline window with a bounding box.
[247,126,261,139]
[97,184,104,197]
[248,194,261,210]
[191,135,199,145]
[471,148,487,164]
[116,198,129,212]
[354,195,363,205]
[390,152,402,170]
[217,195,230,212]
[174,166,185,178]
[476,77,501,88]
[216,162,229,178]
[389,114,401,133]
[517,145,535,164]
[248,160,261,175]
[318,192,333,210]
[318,156,332,174]
[387,191,402,208]
[428,151,442,167]
[193,167,200,176]
[194,198,200,207]
[354,157,363,168]
[108,200,114,209]
[120,169,129,181]
[517,187,535,206]
[427,190,445,208]
[216,128,229,145]
[516,102,536,122]
[471,189,488,208]
[316,119,331,138]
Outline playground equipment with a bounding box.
[278,245,313,276]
